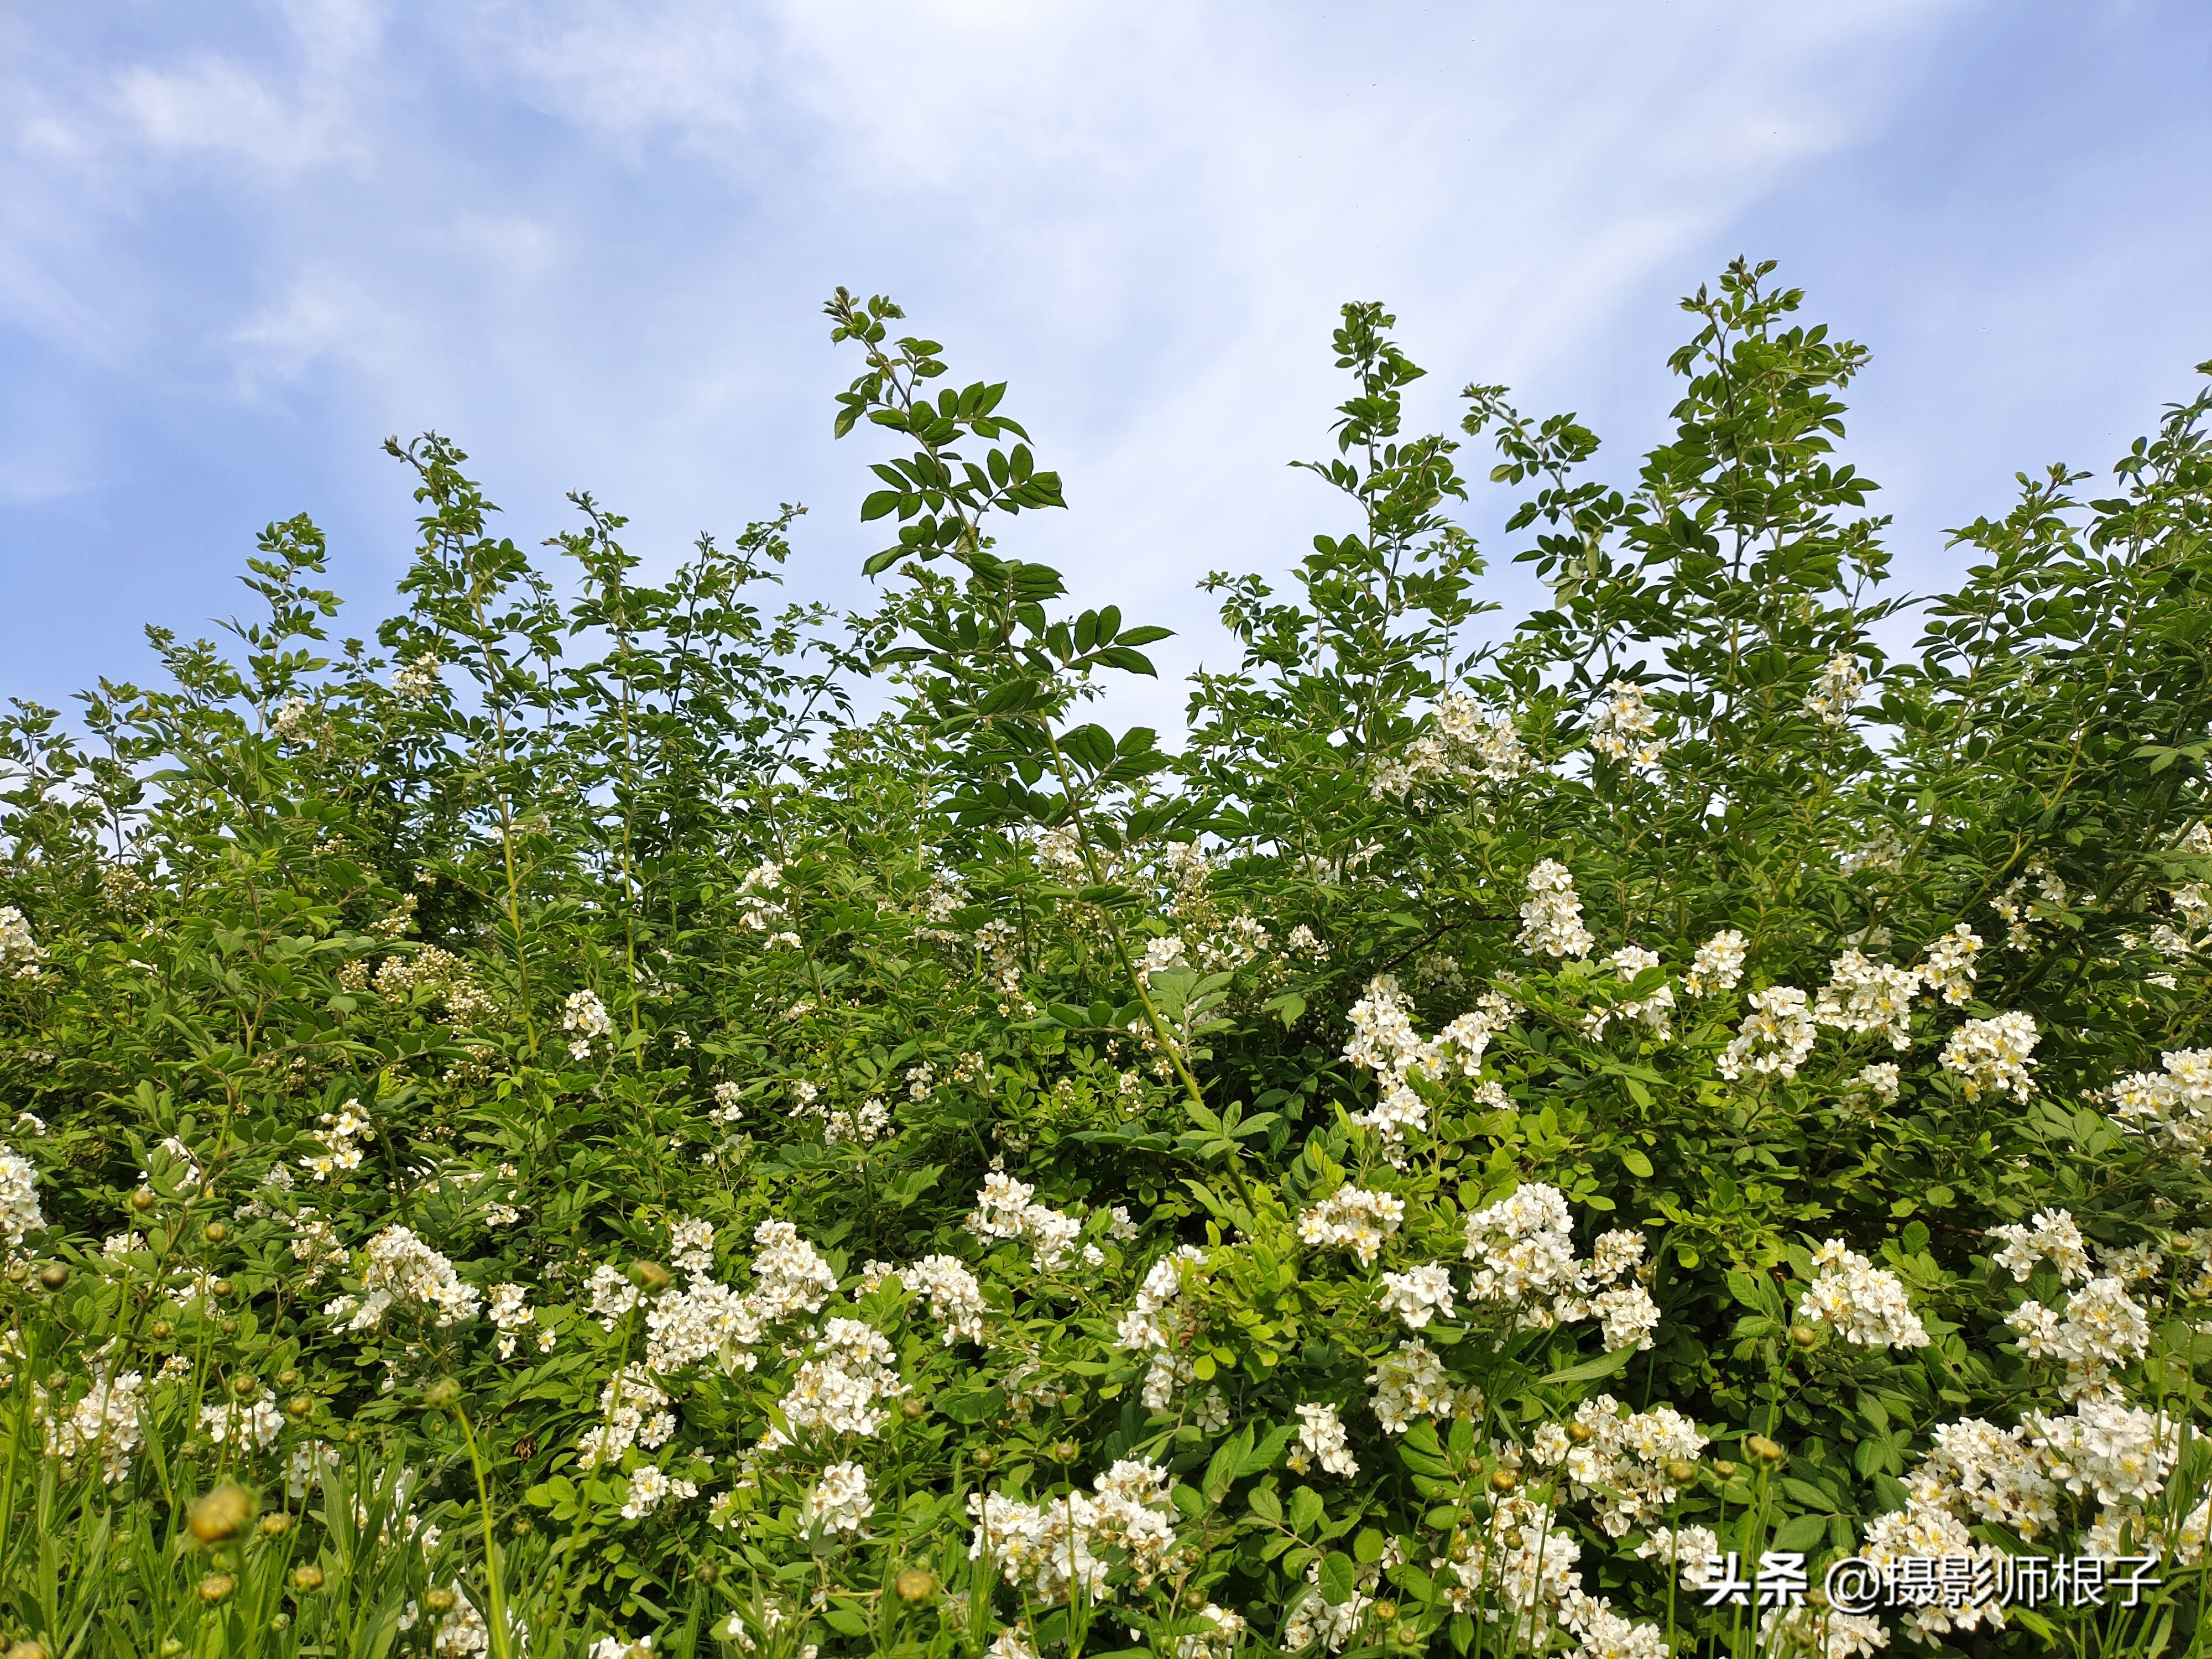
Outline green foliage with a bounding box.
[3,259,2211,1659]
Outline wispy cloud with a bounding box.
[4,2,2208,729]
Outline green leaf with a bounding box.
[1317,1551,1358,1607]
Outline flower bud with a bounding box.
[1373,1602,1399,1623]
[1747,1434,1786,1465]
[160,1641,186,1657]
[204,1222,229,1244]
[291,1564,326,1592]
[901,1396,928,1420]
[260,1512,293,1537]
[210,1279,233,1298]
[7,1640,51,1659]
[895,1568,937,1604]
[1712,1459,1738,1479]
[1566,1422,1594,1444]
[1788,1324,1819,1349]
[425,1589,458,1615]
[288,1395,314,1420]
[627,1260,673,1296]
[276,1368,300,1387]
[1489,1468,1519,1493]
[1051,1440,1079,1462]
[150,1321,174,1341]
[422,1378,461,1410]
[199,1573,236,1605]
[37,1263,69,1291]
[972,1448,996,1470]
[232,1375,259,1399]
[131,1188,157,1213]
[218,1318,239,1337]
[695,1563,719,1586]
[188,1485,254,1543]
[1665,1458,1698,1484]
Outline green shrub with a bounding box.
[3,258,2210,1658]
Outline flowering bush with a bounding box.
[3,262,2211,1659]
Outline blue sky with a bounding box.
[4,2,2209,735]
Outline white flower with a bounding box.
[1812,951,1919,1049]
[1719,986,1816,1081]
[2110,1048,2212,1153]
[0,1144,44,1251]
[1987,1208,2090,1284]
[2023,1397,2177,1507]
[1803,652,1865,726]
[1141,935,1189,974]
[1588,680,1665,769]
[1589,945,1674,1041]
[337,1225,480,1331]
[906,1255,987,1343]
[1379,1263,1456,1329]
[1940,1012,2038,1101]
[622,1464,672,1520]
[392,652,442,700]
[2007,1276,2151,1397]
[200,1397,284,1451]
[803,1460,874,1534]
[1288,1402,1359,1477]
[48,1369,148,1483]
[968,1457,1180,1606]
[1855,1062,1901,1104]
[1366,1339,1476,1434]
[1684,928,1747,997]
[1916,924,1982,1005]
[562,989,613,1046]
[1298,1187,1405,1267]
[1517,859,1594,959]
[1796,1239,1929,1349]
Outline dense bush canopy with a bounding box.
[3,259,2211,1659]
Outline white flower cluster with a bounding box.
[562,989,613,1060]
[968,1458,1180,1604]
[1587,680,1665,770]
[326,1224,480,1331]
[1532,1392,1709,1537]
[0,906,44,979]
[1140,934,1188,974]
[269,696,311,741]
[1855,1062,1901,1104]
[1796,1239,1931,1349]
[735,860,795,946]
[1939,1011,2038,1101]
[577,1366,675,1470]
[1297,1186,1405,1267]
[1285,922,1329,961]
[1989,1208,2091,1284]
[1462,1185,1658,1350]
[768,1317,908,1444]
[1991,863,2070,951]
[802,1460,873,1534]
[1683,927,1746,997]
[967,1174,1085,1272]
[620,1463,699,1520]
[391,651,442,700]
[2111,1048,2212,1153]
[1588,945,1674,1041]
[1340,977,1515,1159]
[1113,1246,1207,1410]
[487,1283,553,1360]
[299,1098,372,1183]
[45,1369,148,1483]
[1287,1402,1358,1477]
[1803,651,1866,727]
[1378,1263,1456,1329]
[709,1079,745,1123]
[1367,1338,1481,1435]
[1719,985,1817,1081]
[1430,1491,1583,1643]
[902,1255,987,1343]
[1812,950,1919,1049]
[2007,1276,2152,1399]
[1916,924,1982,1005]
[2022,1396,2178,1507]
[0,1142,43,1252]
[1910,1417,2060,1542]
[1372,695,1532,797]
[200,1396,284,1451]
[1517,859,1595,959]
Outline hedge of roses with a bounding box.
[3,260,2211,1659]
